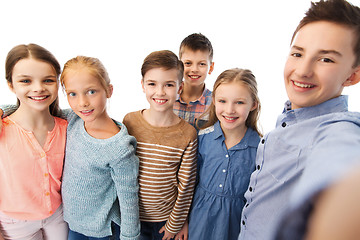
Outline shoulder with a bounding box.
[198,125,215,136]
[179,119,197,140]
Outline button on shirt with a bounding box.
[189,121,260,240]
[239,95,360,240]
[0,116,67,220]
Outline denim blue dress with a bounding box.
[188,121,260,240]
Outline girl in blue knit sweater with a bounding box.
[59,56,140,240]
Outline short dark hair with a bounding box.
[179,33,213,62]
[141,50,184,83]
[291,0,360,67]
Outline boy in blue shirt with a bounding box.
[238,0,360,239]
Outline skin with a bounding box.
[141,68,182,128]
[305,167,360,240]
[8,58,59,147]
[284,21,360,110]
[214,82,257,149]
[63,69,119,139]
[180,49,214,103]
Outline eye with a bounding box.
[236,101,244,105]
[147,82,155,86]
[184,62,191,66]
[20,79,31,83]
[44,78,56,83]
[218,99,226,103]
[165,83,175,87]
[68,92,76,97]
[320,57,334,63]
[291,52,302,58]
[200,62,207,67]
[88,90,96,95]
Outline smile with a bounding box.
[80,109,94,115]
[29,95,49,101]
[189,75,201,80]
[153,99,167,104]
[292,80,315,88]
[223,116,238,121]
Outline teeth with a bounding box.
[189,75,200,79]
[30,96,47,100]
[81,110,92,113]
[154,99,166,103]
[224,116,237,121]
[293,81,314,88]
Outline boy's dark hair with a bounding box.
[291,0,360,67]
[141,50,184,83]
[179,33,213,62]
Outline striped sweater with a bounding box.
[123,110,197,234]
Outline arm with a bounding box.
[305,167,360,240]
[163,138,197,237]
[110,135,140,240]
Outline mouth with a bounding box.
[223,116,239,122]
[292,80,315,89]
[79,109,94,116]
[153,98,167,104]
[188,75,201,80]
[29,95,49,101]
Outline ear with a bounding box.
[178,81,184,94]
[107,84,113,98]
[251,101,258,112]
[7,81,15,93]
[343,67,360,87]
[141,79,146,93]
[208,62,215,75]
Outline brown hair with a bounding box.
[291,0,360,67]
[179,33,213,62]
[141,50,184,83]
[60,56,112,96]
[198,68,262,137]
[5,43,61,117]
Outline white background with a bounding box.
[0,0,359,133]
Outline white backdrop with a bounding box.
[0,0,359,133]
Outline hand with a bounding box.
[174,220,188,240]
[159,225,175,240]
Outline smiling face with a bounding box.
[284,21,360,110]
[180,48,214,88]
[214,81,256,134]
[64,69,111,124]
[142,68,181,114]
[9,58,58,114]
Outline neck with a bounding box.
[181,83,205,104]
[84,113,119,139]
[10,105,54,131]
[142,108,180,127]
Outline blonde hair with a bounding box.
[60,56,112,95]
[198,68,262,137]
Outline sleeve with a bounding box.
[275,118,360,240]
[165,136,198,234]
[110,134,140,240]
[0,104,18,118]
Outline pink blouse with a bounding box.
[0,116,67,220]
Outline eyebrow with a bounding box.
[292,45,342,57]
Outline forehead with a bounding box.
[180,48,211,61]
[63,69,100,87]
[215,82,252,98]
[143,68,179,81]
[293,21,356,57]
[13,58,56,76]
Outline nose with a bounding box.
[78,95,89,107]
[156,85,165,96]
[295,58,314,78]
[190,64,199,73]
[33,81,45,92]
[225,103,235,114]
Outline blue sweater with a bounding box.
[61,110,140,239]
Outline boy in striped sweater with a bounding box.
[123,50,197,240]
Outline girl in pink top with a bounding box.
[0,44,68,240]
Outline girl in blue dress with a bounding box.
[187,68,262,240]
